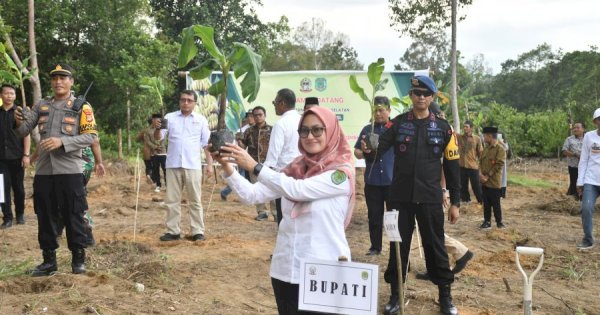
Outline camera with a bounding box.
[160,118,168,129]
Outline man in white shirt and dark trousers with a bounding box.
[264,88,301,224]
[156,90,213,242]
[576,108,600,250]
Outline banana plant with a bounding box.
[349,58,390,150]
[0,43,36,108]
[139,76,165,115]
[178,25,262,151]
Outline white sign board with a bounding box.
[384,210,402,242]
[299,259,379,315]
[0,174,4,203]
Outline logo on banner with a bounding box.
[315,77,327,91]
[300,78,312,92]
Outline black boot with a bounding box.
[31,250,58,277]
[71,249,86,274]
[439,284,458,315]
[383,295,399,315]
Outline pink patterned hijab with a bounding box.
[281,106,355,228]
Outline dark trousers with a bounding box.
[271,278,327,315]
[482,186,502,223]
[0,159,25,222]
[567,166,578,196]
[151,155,167,187]
[276,198,282,225]
[384,202,453,295]
[364,184,390,252]
[460,167,482,203]
[34,174,88,251]
[144,159,153,177]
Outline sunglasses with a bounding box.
[411,90,434,97]
[298,126,326,138]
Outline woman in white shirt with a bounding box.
[213,106,355,315]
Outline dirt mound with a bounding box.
[536,195,591,215]
[89,240,169,285]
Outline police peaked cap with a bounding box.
[411,75,437,93]
[482,126,498,134]
[50,63,74,77]
[305,97,319,106]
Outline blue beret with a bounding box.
[411,75,437,93]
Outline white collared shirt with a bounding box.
[264,109,301,171]
[225,167,351,284]
[577,130,600,186]
[162,110,210,170]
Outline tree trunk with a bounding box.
[450,0,460,132]
[27,0,41,144]
[117,128,123,160]
[126,89,131,153]
[27,0,41,104]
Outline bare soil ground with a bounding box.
[1,159,599,315]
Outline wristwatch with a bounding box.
[253,163,264,176]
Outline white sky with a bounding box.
[256,0,600,74]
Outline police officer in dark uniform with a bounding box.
[15,64,98,276]
[362,76,460,315]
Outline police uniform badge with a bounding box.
[79,104,98,135]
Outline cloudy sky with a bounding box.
[256,0,600,74]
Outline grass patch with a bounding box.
[508,174,556,188]
[0,259,33,280]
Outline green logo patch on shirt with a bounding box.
[331,170,347,185]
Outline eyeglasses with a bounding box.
[180,98,196,103]
[272,100,280,106]
[298,126,326,138]
[411,90,434,97]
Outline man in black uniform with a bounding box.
[15,64,97,276]
[362,76,460,315]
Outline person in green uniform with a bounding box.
[479,126,507,230]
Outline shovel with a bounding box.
[515,246,544,315]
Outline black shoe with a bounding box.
[191,234,205,241]
[383,295,400,315]
[16,216,25,225]
[159,233,181,241]
[86,231,96,247]
[366,249,381,256]
[479,221,491,230]
[497,222,507,229]
[255,213,269,221]
[438,284,458,315]
[0,220,12,229]
[31,250,57,277]
[71,249,86,274]
[415,271,430,281]
[220,192,227,201]
[453,250,474,274]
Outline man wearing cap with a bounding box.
[575,109,600,250]
[362,76,460,315]
[479,126,506,230]
[458,120,483,204]
[14,63,97,276]
[304,96,319,111]
[0,84,31,229]
[354,96,394,256]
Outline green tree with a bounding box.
[389,0,474,131]
[1,0,178,153]
[394,26,449,75]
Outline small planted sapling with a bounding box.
[349,58,390,150]
[178,25,262,151]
